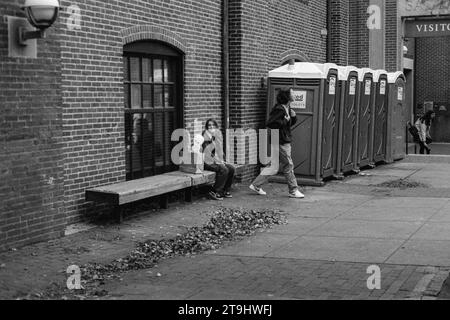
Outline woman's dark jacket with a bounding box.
[267,104,298,145]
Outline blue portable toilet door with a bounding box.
[392,77,407,160]
[358,74,374,168]
[291,81,321,177]
[321,70,340,178]
[373,75,388,163]
[341,72,359,173]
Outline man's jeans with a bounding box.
[204,163,235,194]
[252,143,299,194]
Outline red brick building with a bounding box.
[0,0,410,250]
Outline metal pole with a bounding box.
[223,0,230,132]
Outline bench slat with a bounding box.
[86,175,192,206]
[165,171,216,186]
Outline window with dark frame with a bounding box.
[123,41,182,181]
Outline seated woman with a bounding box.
[202,119,235,201]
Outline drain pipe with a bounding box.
[326,0,332,62]
[223,0,230,134]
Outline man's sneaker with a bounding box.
[223,192,233,198]
[289,190,305,199]
[208,191,223,201]
[249,185,267,196]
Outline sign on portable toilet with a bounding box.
[356,68,375,169]
[336,66,359,176]
[267,62,339,186]
[386,72,407,163]
[372,69,389,164]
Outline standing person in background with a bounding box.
[415,110,436,155]
[249,87,305,199]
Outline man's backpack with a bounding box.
[407,122,420,142]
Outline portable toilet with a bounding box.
[356,68,375,169]
[386,72,407,163]
[372,70,389,164]
[336,66,359,176]
[315,63,341,180]
[267,62,340,185]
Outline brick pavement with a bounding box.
[100,255,447,300]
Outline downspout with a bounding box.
[223,0,230,134]
[326,0,332,62]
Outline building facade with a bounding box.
[1,0,410,250]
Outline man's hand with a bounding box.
[290,109,296,118]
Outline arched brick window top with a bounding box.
[280,49,311,65]
[121,26,189,55]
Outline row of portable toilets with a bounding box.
[267,62,407,185]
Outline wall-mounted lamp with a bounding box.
[8,0,60,58]
[320,28,328,38]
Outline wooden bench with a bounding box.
[86,167,242,223]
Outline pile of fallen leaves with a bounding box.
[376,179,428,189]
[28,207,285,300]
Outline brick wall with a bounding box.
[348,0,370,68]
[329,0,349,65]
[60,0,224,223]
[385,0,399,72]
[416,36,450,107]
[0,0,64,250]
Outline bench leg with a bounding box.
[113,206,123,224]
[185,188,193,203]
[160,195,169,209]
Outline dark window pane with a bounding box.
[165,85,174,107]
[137,114,154,171]
[154,85,164,108]
[142,58,152,83]
[154,59,163,82]
[143,85,152,109]
[154,113,164,167]
[165,112,174,167]
[130,57,140,82]
[125,113,133,175]
[124,85,130,109]
[131,114,143,176]
[131,85,142,109]
[164,59,175,83]
[123,57,129,82]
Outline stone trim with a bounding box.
[120,25,188,54]
[279,49,312,64]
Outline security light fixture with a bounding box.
[19,0,60,44]
[7,0,60,58]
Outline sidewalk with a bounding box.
[2,156,450,300]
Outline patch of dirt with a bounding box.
[375,179,429,189]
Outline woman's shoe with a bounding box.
[289,190,305,199]
[249,185,267,196]
[208,191,223,201]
